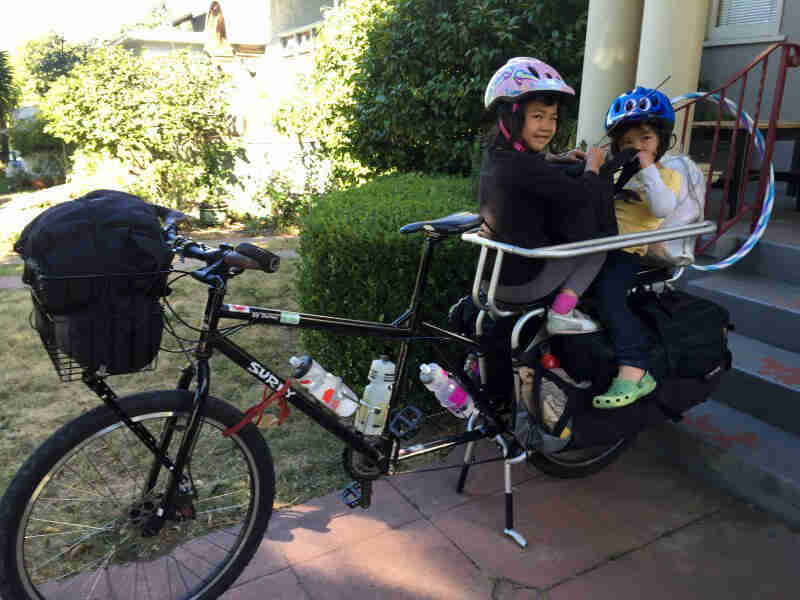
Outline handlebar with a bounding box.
[157,206,281,275]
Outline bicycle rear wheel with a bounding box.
[527,434,634,478]
[0,390,275,600]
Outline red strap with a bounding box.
[222,379,292,437]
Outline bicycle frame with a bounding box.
[82,229,504,534]
[205,232,494,463]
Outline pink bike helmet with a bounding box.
[484,57,575,111]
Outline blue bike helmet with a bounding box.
[605,86,675,159]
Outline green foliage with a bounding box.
[348,0,588,175]
[41,46,246,211]
[0,50,19,164]
[274,0,388,188]
[19,33,91,98]
[0,51,15,115]
[296,172,477,396]
[9,114,64,155]
[276,0,587,180]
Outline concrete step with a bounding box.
[716,331,800,437]
[686,270,800,354]
[643,397,800,528]
[731,238,800,286]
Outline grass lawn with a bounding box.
[0,236,359,510]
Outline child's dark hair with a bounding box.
[482,91,569,154]
[609,118,673,161]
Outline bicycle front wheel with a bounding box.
[0,390,275,600]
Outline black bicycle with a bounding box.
[1,207,696,600]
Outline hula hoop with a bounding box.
[670,92,775,271]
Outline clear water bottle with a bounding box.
[419,363,477,419]
[354,355,395,436]
[289,356,358,417]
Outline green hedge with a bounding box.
[296,172,478,399]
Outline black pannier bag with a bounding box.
[543,288,732,447]
[15,190,173,377]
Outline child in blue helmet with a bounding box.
[590,86,681,409]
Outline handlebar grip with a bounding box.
[234,242,281,273]
[224,251,262,271]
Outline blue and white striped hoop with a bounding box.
[670,92,775,271]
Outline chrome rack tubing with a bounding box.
[471,245,489,312]
[461,221,717,259]
[486,249,516,318]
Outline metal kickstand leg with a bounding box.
[496,435,529,548]
[456,412,480,494]
[457,414,528,548]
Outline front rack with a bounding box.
[462,220,717,318]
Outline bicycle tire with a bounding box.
[0,390,275,600]
[527,434,635,479]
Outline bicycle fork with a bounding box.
[82,362,207,536]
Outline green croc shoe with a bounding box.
[593,372,657,409]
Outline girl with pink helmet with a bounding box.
[478,57,617,439]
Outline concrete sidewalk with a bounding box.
[221,429,799,600]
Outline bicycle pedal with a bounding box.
[340,480,372,509]
[388,405,423,439]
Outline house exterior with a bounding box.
[118,1,338,214]
[577,0,799,213]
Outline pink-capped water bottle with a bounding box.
[419,363,477,419]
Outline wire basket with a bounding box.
[28,272,168,383]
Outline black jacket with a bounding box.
[478,148,617,286]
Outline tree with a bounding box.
[0,50,19,165]
[42,46,246,210]
[20,33,91,98]
[276,0,588,179]
[347,0,588,175]
[274,0,389,188]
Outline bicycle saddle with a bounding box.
[400,212,483,236]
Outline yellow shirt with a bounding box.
[615,165,682,256]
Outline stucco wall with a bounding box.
[269,0,328,41]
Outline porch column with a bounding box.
[576,0,644,148]
[635,0,710,151]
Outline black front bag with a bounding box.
[546,288,732,447]
[15,190,174,376]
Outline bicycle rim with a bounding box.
[14,409,262,600]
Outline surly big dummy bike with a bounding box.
[0,206,713,600]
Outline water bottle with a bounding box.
[419,363,477,419]
[289,356,358,417]
[354,355,395,436]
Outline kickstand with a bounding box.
[457,415,528,548]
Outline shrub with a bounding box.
[274,0,386,189]
[41,47,245,211]
[276,0,587,180]
[295,172,478,401]
[9,115,70,183]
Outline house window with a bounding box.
[279,23,321,57]
[705,0,786,46]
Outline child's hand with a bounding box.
[637,150,655,169]
[584,146,608,174]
